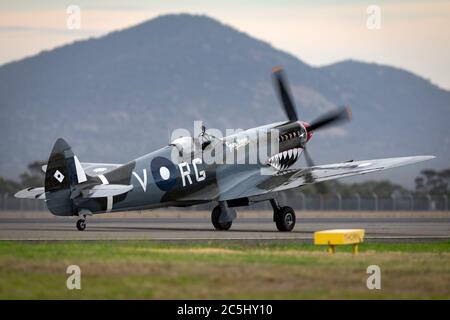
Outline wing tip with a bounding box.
[416,155,436,161]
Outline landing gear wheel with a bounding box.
[76,219,86,231]
[211,205,232,231]
[275,206,296,232]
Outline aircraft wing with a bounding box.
[42,162,122,176]
[218,156,435,201]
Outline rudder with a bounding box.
[44,138,87,216]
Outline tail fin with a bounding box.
[45,138,87,216]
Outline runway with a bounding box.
[0,216,449,241]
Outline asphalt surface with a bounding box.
[0,217,449,241]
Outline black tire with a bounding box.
[211,205,232,231]
[275,206,296,232]
[76,219,86,231]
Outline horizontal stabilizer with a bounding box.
[42,162,122,176]
[80,184,133,198]
[15,187,46,200]
[16,184,133,200]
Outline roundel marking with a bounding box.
[159,166,170,180]
[150,157,177,191]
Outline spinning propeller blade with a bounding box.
[272,66,298,121]
[306,106,352,132]
[271,67,351,191]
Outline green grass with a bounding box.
[0,241,449,299]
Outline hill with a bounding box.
[0,14,448,186]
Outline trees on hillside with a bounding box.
[0,160,44,195]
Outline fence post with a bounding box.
[372,193,378,211]
[354,193,361,211]
[319,194,324,211]
[298,192,306,210]
[426,194,433,211]
[3,193,8,211]
[391,194,397,211]
[407,193,414,211]
[443,194,448,211]
[335,192,342,211]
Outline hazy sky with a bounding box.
[1,0,449,89]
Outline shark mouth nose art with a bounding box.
[267,147,302,171]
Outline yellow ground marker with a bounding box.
[314,229,365,254]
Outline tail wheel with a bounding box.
[76,219,86,231]
[211,205,232,231]
[275,206,296,232]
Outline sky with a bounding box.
[0,0,449,89]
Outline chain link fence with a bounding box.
[236,192,449,211]
[1,192,448,212]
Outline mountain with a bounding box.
[0,14,449,186]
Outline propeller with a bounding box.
[303,145,329,193]
[271,66,351,190]
[303,146,315,168]
[306,106,352,133]
[272,66,351,133]
[302,147,330,193]
[272,66,298,121]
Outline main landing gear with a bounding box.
[270,199,296,232]
[211,202,236,231]
[211,206,232,230]
[210,199,296,232]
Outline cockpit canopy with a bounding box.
[170,129,216,157]
[170,136,196,156]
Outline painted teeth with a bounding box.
[268,148,302,171]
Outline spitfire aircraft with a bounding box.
[15,67,434,231]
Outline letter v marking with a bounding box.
[132,169,147,192]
